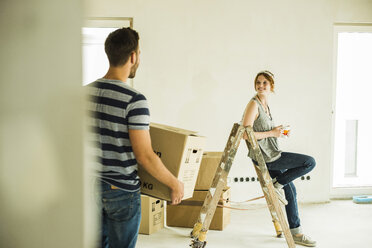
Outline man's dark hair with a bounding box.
[104,27,139,67]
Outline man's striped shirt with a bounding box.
[87,78,150,192]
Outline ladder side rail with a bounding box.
[244,126,296,248]
[253,164,283,237]
[245,126,283,236]
[197,124,245,228]
[191,123,244,244]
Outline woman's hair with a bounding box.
[254,70,275,92]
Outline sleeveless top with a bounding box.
[245,97,281,163]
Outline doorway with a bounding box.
[81,17,133,247]
[82,17,133,86]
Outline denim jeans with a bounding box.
[254,152,316,233]
[97,180,141,248]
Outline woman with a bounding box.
[242,70,316,247]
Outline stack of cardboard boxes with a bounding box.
[138,123,206,234]
[138,123,230,234]
[167,152,231,230]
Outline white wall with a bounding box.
[85,0,372,203]
[0,0,86,247]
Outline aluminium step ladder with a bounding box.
[189,123,295,248]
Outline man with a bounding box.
[87,27,184,248]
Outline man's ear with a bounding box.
[130,52,137,65]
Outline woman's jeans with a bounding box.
[256,152,316,233]
[97,180,141,248]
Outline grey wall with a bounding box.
[0,0,86,247]
[85,0,372,203]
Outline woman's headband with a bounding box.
[258,70,275,80]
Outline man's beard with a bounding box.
[128,62,139,79]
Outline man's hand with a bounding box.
[170,180,184,205]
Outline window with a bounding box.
[332,25,372,190]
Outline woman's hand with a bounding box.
[271,125,283,138]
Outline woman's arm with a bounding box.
[242,100,282,140]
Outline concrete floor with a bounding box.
[137,200,372,248]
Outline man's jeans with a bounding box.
[98,180,141,248]
[255,152,316,233]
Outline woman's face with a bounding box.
[255,75,272,94]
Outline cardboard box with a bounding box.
[195,152,228,190]
[138,123,206,201]
[139,195,164,235]
[166,188,231,230]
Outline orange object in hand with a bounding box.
[281,125,290,137]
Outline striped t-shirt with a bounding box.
[87,78,150,192]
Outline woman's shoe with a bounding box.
[292,234,317,247]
